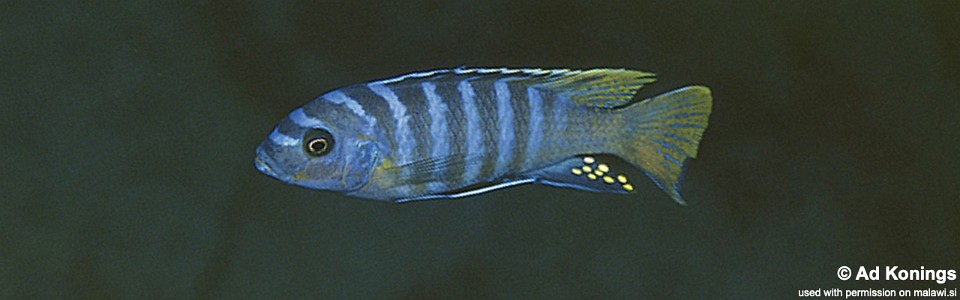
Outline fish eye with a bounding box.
[302,129,334,157]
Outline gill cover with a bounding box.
[340,140,379,190]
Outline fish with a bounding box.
[254,67,712,204]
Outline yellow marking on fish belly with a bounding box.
[571,168,583,175]
[594,170,604,176]
[602,176,615,184]
[622,183,634,191]
[292,170,310,181]
[587,173,597,180]
[583,156,595,164]
[581,166,592,173]
[597,163,609,173]
[357,134,377,142]
[374,157,395,173]
[616,174,628,184]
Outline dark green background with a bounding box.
[3,1,958,298]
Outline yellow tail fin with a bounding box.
[618,86,712,204]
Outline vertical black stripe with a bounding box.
[386,83,432,194]
[341,85,396,152]
[474,78,499,182]
[508,80,529,174]
[435,79,467,189]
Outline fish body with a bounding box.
[255,67,712,204]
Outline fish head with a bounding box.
[255,99,382,193]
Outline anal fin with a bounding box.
[528,155,641,195]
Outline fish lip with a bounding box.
[254,152,281,179]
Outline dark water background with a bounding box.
[3,1,958,298]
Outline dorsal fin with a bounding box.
[537,68,656,108]
[371,67,656,108]
[371,66,578,85]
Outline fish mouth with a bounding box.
[254,152,281,179]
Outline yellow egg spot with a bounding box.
[587,173,597,180]
[583,156,595,164]
[571,168,583,175]
[594,170,604,176]
[597,163,609,173]
[623,183,634,191]
[617,174,628,184]
[582,166,592,173]
[602,176,614,184]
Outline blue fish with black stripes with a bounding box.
[254,67,712,204]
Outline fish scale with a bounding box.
[507,81,531,176]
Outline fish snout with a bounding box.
[254,148,282,179]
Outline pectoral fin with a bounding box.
[388,154,535,203]
[380,154,473,185]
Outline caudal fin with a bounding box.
[618,86,712,204]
